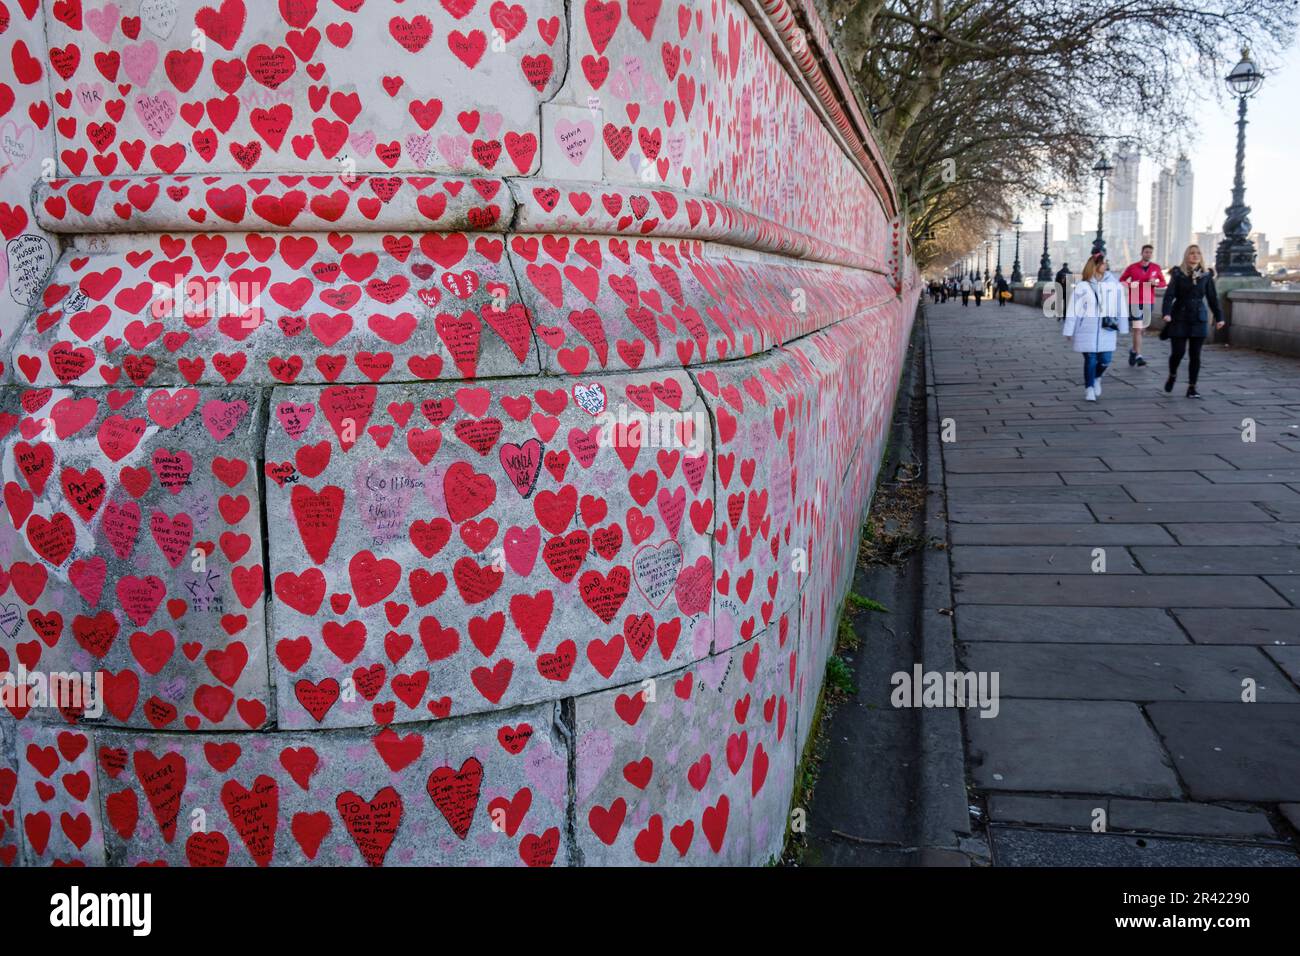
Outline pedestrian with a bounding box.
[1054,263,1071,322]
[973,280,983,307]
[960,274,972,306]
[994,274,1010,307]
[1159,244,1225,399]
[1119,244,1166,367]
[1064,252,1129,402]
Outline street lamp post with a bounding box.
[1036,197,1055,281]
[1216,48,1265,276]
[983,240,991,288]
[995,232,1004,282]
[1091,156,1114,256]
[1010,217,1024,285]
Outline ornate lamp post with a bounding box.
[1010,217,1024,284]
[1036,197,1055,281]
[1091,156,1114,256]
[1216,48,1265,276]
[983,239,991,287]
[994,232,1004,283]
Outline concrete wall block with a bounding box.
[33,175,520,234]
[554,0,888,262]
[43,0,567,178]
[0,0,59,345]
[264,373,715,729]
[93,703,568,866]
[14,721,105,865]
[0,717,22,866]
[0,385,269,731]
[574,606,798,864]
[7,230,537,388]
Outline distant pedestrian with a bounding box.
[1119,244,1166,367]
[1064,253,1128,402]
[1160,244,1225,399]
[1054,264,1071,322]
[960,275,972,306]
[973,281,983,307]
[994,274,1010,306]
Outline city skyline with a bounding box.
[1023,37,1300,266]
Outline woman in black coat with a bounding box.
[1160,244,1225,399]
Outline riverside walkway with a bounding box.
[928,295,1300,865]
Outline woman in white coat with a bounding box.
[1063,253,1129,401]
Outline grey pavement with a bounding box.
[928,295,1300,865]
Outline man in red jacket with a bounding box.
[1119,245,1167,366]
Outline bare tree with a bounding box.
[817,0,1297,267]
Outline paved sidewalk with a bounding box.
[927,295,1300,865]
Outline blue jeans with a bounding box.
[1083,351,1112,388]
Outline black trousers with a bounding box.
[1168,336,1204,384]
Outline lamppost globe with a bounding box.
[1037,197,1055,282]
[1226,49,1264,97]
[1010,217,1024,285]
[1217,48,1265,276]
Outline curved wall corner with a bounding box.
[0,0,918,866]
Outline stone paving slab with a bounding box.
[1132,546,1300,575]
[1147,703,1300,802]
[1258,501,1300,522]
[946,486,1134,504]
[967,699,1181,798]
[1060,470,1213,485]
[1173,608,1300,645]
[1098,455,1236,471]
[989,794,1277,837]
[1124,483,1300,502]
[950,523,1176,546]
[950,504,1094,523]
[946,473,1067,488]
[943,456,1109,474]
[951,546,1139,574]
[956,606,1188,644]
[1263,646,1300,683]
[1165,522,1300,545]
[960,643,1298,702]
[1091,502,1275,523]
[955,574,1289,608]
[989,826,1300,867]
[1110,800,1278,838]
[1263,576,1300,606]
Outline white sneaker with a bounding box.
[1084,386,1097,402]
[1093,378,1102,397]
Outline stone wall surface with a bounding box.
[0,0,917,865]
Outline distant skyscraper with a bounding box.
[1148,155,1193,266]
[1105,146,1141,264]
[1170,156,1193,262]
[1150,176,1170,263]
[1195,227,1223,258]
